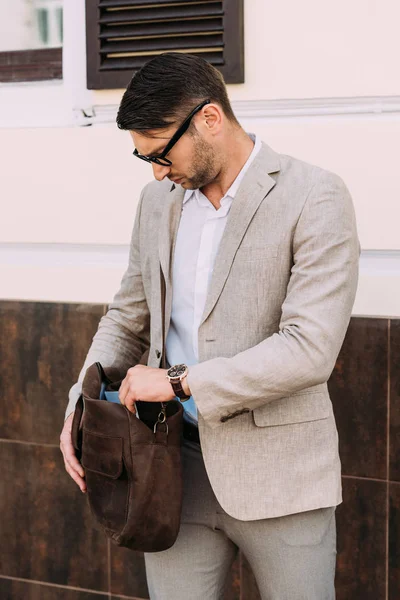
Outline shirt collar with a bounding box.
[182,133,261,206]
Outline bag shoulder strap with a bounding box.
[160,265,167,370]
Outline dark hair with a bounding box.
[116,52,238,133]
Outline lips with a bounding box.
[171,177,183,184]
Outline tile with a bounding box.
[0,441,108,591]
[390,319,400,481]
[0,301,105,445]
[223,550,240,600]
[0,579,108,600]
[111,597,147,600]
[389,483,400,600]
[110,546,149,599]
[240,552,261,600]
[336,477,387,600]
[328,317,388,479]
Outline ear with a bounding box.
[197,103,223,136]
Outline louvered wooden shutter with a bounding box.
[86,0,244,89]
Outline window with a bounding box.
[85,0,244,89]
[0,0,63,83]
[37,9,50,45]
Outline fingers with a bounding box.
[118,379,127,405]
[61,447,87,493]
[64,457,87,493]
[118,376,136,413]
[121,396,137,414]
[60,419,87,493]
[65,443,85,479]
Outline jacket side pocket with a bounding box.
[253,392,332,427]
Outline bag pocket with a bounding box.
[81,429,129,532]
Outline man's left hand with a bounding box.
[118,365,175,413]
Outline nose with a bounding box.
[152,162,171,181]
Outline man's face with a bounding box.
[130,124,218,190]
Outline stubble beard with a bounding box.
[185,135,218,191]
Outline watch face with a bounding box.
[169,364,187,378]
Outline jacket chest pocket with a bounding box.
[253,391,332,427]
[234,244,279,263]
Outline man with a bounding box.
[60,52,360,599]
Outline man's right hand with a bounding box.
[60,412,87,493]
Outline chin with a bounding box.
[176,179,190,189]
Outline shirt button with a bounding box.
[155,349,161,359]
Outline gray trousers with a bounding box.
[144,439,337,600]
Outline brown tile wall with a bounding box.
[0,302,398,599]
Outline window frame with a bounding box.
[0,48,62,83]
[0,0,63,84]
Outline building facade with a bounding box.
[0,1,399,598]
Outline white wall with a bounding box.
[1,0,399,316]
[1,114,399,250]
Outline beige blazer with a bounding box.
[66,141,360,521]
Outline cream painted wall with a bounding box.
[1,115,399,249]
[1,0,399,314]
[1,124,151,244]
[0,247,399,320]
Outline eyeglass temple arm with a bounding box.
[161,99,211,157]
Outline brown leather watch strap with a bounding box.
[171,378,191,401]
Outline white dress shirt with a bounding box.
[165,134,262,424]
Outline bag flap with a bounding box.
[81,430,123,479]
[82,363,126,401]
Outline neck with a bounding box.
[200,129,255,209]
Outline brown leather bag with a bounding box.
[70,269,184,552]
[71,361,184,552]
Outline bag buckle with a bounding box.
[153,402,168,435]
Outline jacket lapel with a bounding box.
[158,183,185,335]
[199,142,280,327]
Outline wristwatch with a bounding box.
[166,364,191,401]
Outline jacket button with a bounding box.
[155,349,161,359]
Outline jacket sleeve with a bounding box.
[64,190,150,421]
[187,170,361,429]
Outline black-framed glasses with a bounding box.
[132,99,211,166]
